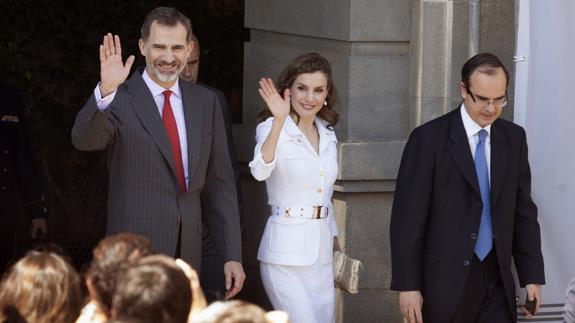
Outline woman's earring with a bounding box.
[323,100,328,106]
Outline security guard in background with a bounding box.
[0,81,47,272]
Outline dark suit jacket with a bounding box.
[196,83,243,238]
[0,82,46,270]
[390,107,545,323]
[0,82,45,219]
[71,70,241,271]
[196,83,242,300]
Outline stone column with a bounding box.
[410,0,516,128]
[237,0,516,322]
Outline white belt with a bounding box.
[270,205,328,219]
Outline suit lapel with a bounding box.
[181,81,202,181]
[489,120,509,204]
[447,108,481,197]
[127,71,178,178]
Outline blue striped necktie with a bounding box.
[474,129,493,261]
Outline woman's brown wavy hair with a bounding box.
[257,52,339,128]
[0,251,82,323]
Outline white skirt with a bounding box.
[260,260,335,323]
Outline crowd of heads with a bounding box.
[0,233,287,323]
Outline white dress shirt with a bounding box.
[93,70,189,187]
[250,116,339,266]
[461,104,491,184]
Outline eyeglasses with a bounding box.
[467,88,508,108]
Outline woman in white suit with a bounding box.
[249,53,340,323]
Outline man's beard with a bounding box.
[147,57,185,83]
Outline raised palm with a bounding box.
[99,33,135,96]
[258,78,290,120]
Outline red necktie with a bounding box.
[162,90,186,193]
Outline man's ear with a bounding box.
[460,81,468,100]
[138,39,146,57]
[186,41,194,59]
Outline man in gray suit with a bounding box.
[71,7,245,298]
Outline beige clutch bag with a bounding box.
[333,250,362,294]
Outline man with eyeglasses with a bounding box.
[390,53,545,323]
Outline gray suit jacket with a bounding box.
[71,70,241,270]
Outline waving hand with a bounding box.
[258,78,290,121]
[99,33,135,97]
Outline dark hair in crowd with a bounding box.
[0,251,82,323]
[111,255,192,323]
[461,53,510,92]
[87,233,154,317]
[140,6,193,42]
[258,52,339,128]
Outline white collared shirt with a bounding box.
[93,70,189,187]
[461,104,491,185]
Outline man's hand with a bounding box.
[99,33,135,97]
[522,284,542,316]
[223,261,245,299]
[399,290,424,323]
[30,218,47,239]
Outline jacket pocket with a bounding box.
[423,250,440,259]
[504,172,520,182]
[268,218,306,254]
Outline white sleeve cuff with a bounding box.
[94,83,117,111]
[249,151,277,181]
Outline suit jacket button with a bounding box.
[463,260,470,266]
[471,233,477,239]
[477,202,482,208]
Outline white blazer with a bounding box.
[249,116,339,266]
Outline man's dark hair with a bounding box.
[461,53,510,91]
[111,255,191,323]
[140,7,193,42]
